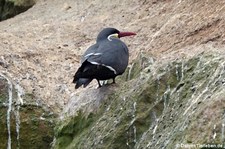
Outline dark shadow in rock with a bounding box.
[0,0,35,21]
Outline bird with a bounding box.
[73,27,136,89]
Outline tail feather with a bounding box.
[75,78,93,89]
[73,67,82,83]
[72,60,96,89]
[73,60,93,83]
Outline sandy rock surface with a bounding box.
[1,0,225,113]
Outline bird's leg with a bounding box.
[112,78,116,84]
[102,80,108,85]
[97,80,102,88]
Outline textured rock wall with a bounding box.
[0,75,55,149]
[0,0,35,21]
[1,0,225,148]
[54,50,225,149]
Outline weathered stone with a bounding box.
[54,53,225,148]
[0,0,35,21]
[1,0,225,148]
[0,77,55,149]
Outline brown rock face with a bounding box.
[1,0,225,148]
[0,0,36,21]
[1,0,225,112]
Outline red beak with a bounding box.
[118,32,136,38]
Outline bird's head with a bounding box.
[97,28,136,42]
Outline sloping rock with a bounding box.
[1,0,225,148]
[54,48,225,148]
[0,0,36,21]
[0,74,55,149]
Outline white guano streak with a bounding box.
[0,73,13,149]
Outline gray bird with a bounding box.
[73,27,136,89]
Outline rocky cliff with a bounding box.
[1,0,225,149]
[0,0,35,21]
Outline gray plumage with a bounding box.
[73,28,136,89]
